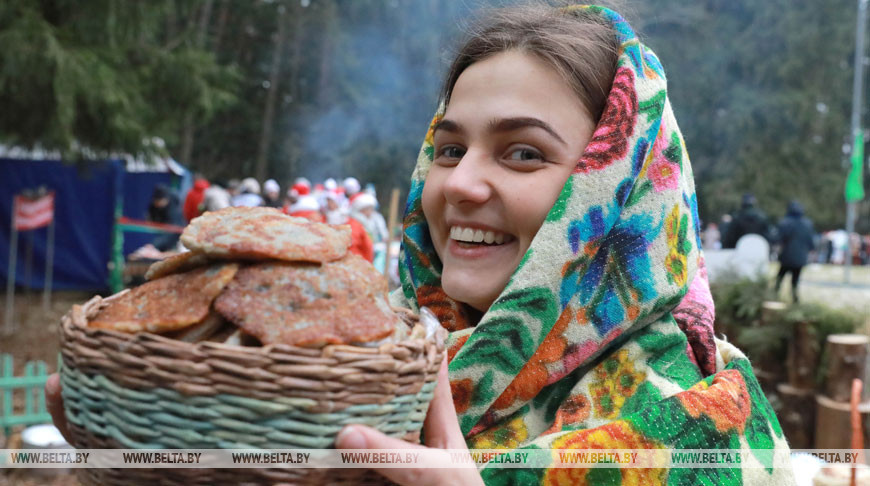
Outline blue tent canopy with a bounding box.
[0,156,189,291]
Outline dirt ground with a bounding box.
[0,290,93,371]
[1,290,90,486]
[0,470,79,486]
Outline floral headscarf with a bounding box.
[391,6,794,485]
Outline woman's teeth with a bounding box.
[449,226,507,244]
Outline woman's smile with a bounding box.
[447,222,518,259]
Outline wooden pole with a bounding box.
[383,189,401,284]
[852,379,864,486]
[385,189,400,248]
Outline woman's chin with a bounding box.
[441,272,503,313]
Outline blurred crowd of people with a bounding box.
[701,193,870,266]
[147,175,395,280]
[700,193,870,302]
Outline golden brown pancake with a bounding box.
[214,255,396,347]
[89,264,238,333]
[181,207,351,263]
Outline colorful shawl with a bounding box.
[391,6,794,485]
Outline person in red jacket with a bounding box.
[182,178,210,222]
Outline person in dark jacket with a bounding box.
[722,193,771,248]
[775,200,815,302]
[148,184,185,251]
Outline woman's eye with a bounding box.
[437,146,465,160]
[507,148,544,162]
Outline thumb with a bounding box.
[422,356,465,449]
[335,425,479,486]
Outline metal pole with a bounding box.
[42,216,54,312]
[4,200,18,335]
[846,0,868,283]
[23,230,33,304]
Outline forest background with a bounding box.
[1,0,868,231]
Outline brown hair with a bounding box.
[441,3,620,123]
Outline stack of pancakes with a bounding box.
[89,207,405,348]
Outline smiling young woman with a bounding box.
[44,3,797,485]
[335,4,796,486]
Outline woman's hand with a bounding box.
[335,357,483,486]
[44,373,73,443]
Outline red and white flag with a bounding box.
[13,192,55,231]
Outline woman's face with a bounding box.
[422,50,597,311]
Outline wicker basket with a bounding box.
[60,293,445,486]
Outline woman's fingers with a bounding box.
[336,424,423,450]
[422,356,465,449]
[335,425,426,485]
[44,373,72,443]
[336,425,474,486]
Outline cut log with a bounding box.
[788,321,819,390]
[761,300,788,324]
[814,395,870,450]
[776,384,816,449]
[824,334,869,402]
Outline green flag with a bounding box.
[846,131,866,202]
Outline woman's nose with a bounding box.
[442,150,492,206]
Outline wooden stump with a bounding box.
[761,300,788,324]
[777,384,816,449]
[824,334,869,402]
[814,394,870,449]
[787,321,819,389]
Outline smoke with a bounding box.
[277,1,479,187]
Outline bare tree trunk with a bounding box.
[196,0,214,47]
[179,0,214,166]
[213,0,229,52]
[317,1,336,106]
[285,4,304,177]
[255,2,289,182]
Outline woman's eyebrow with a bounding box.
[489,117,567,146]
[432,119,463,135]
